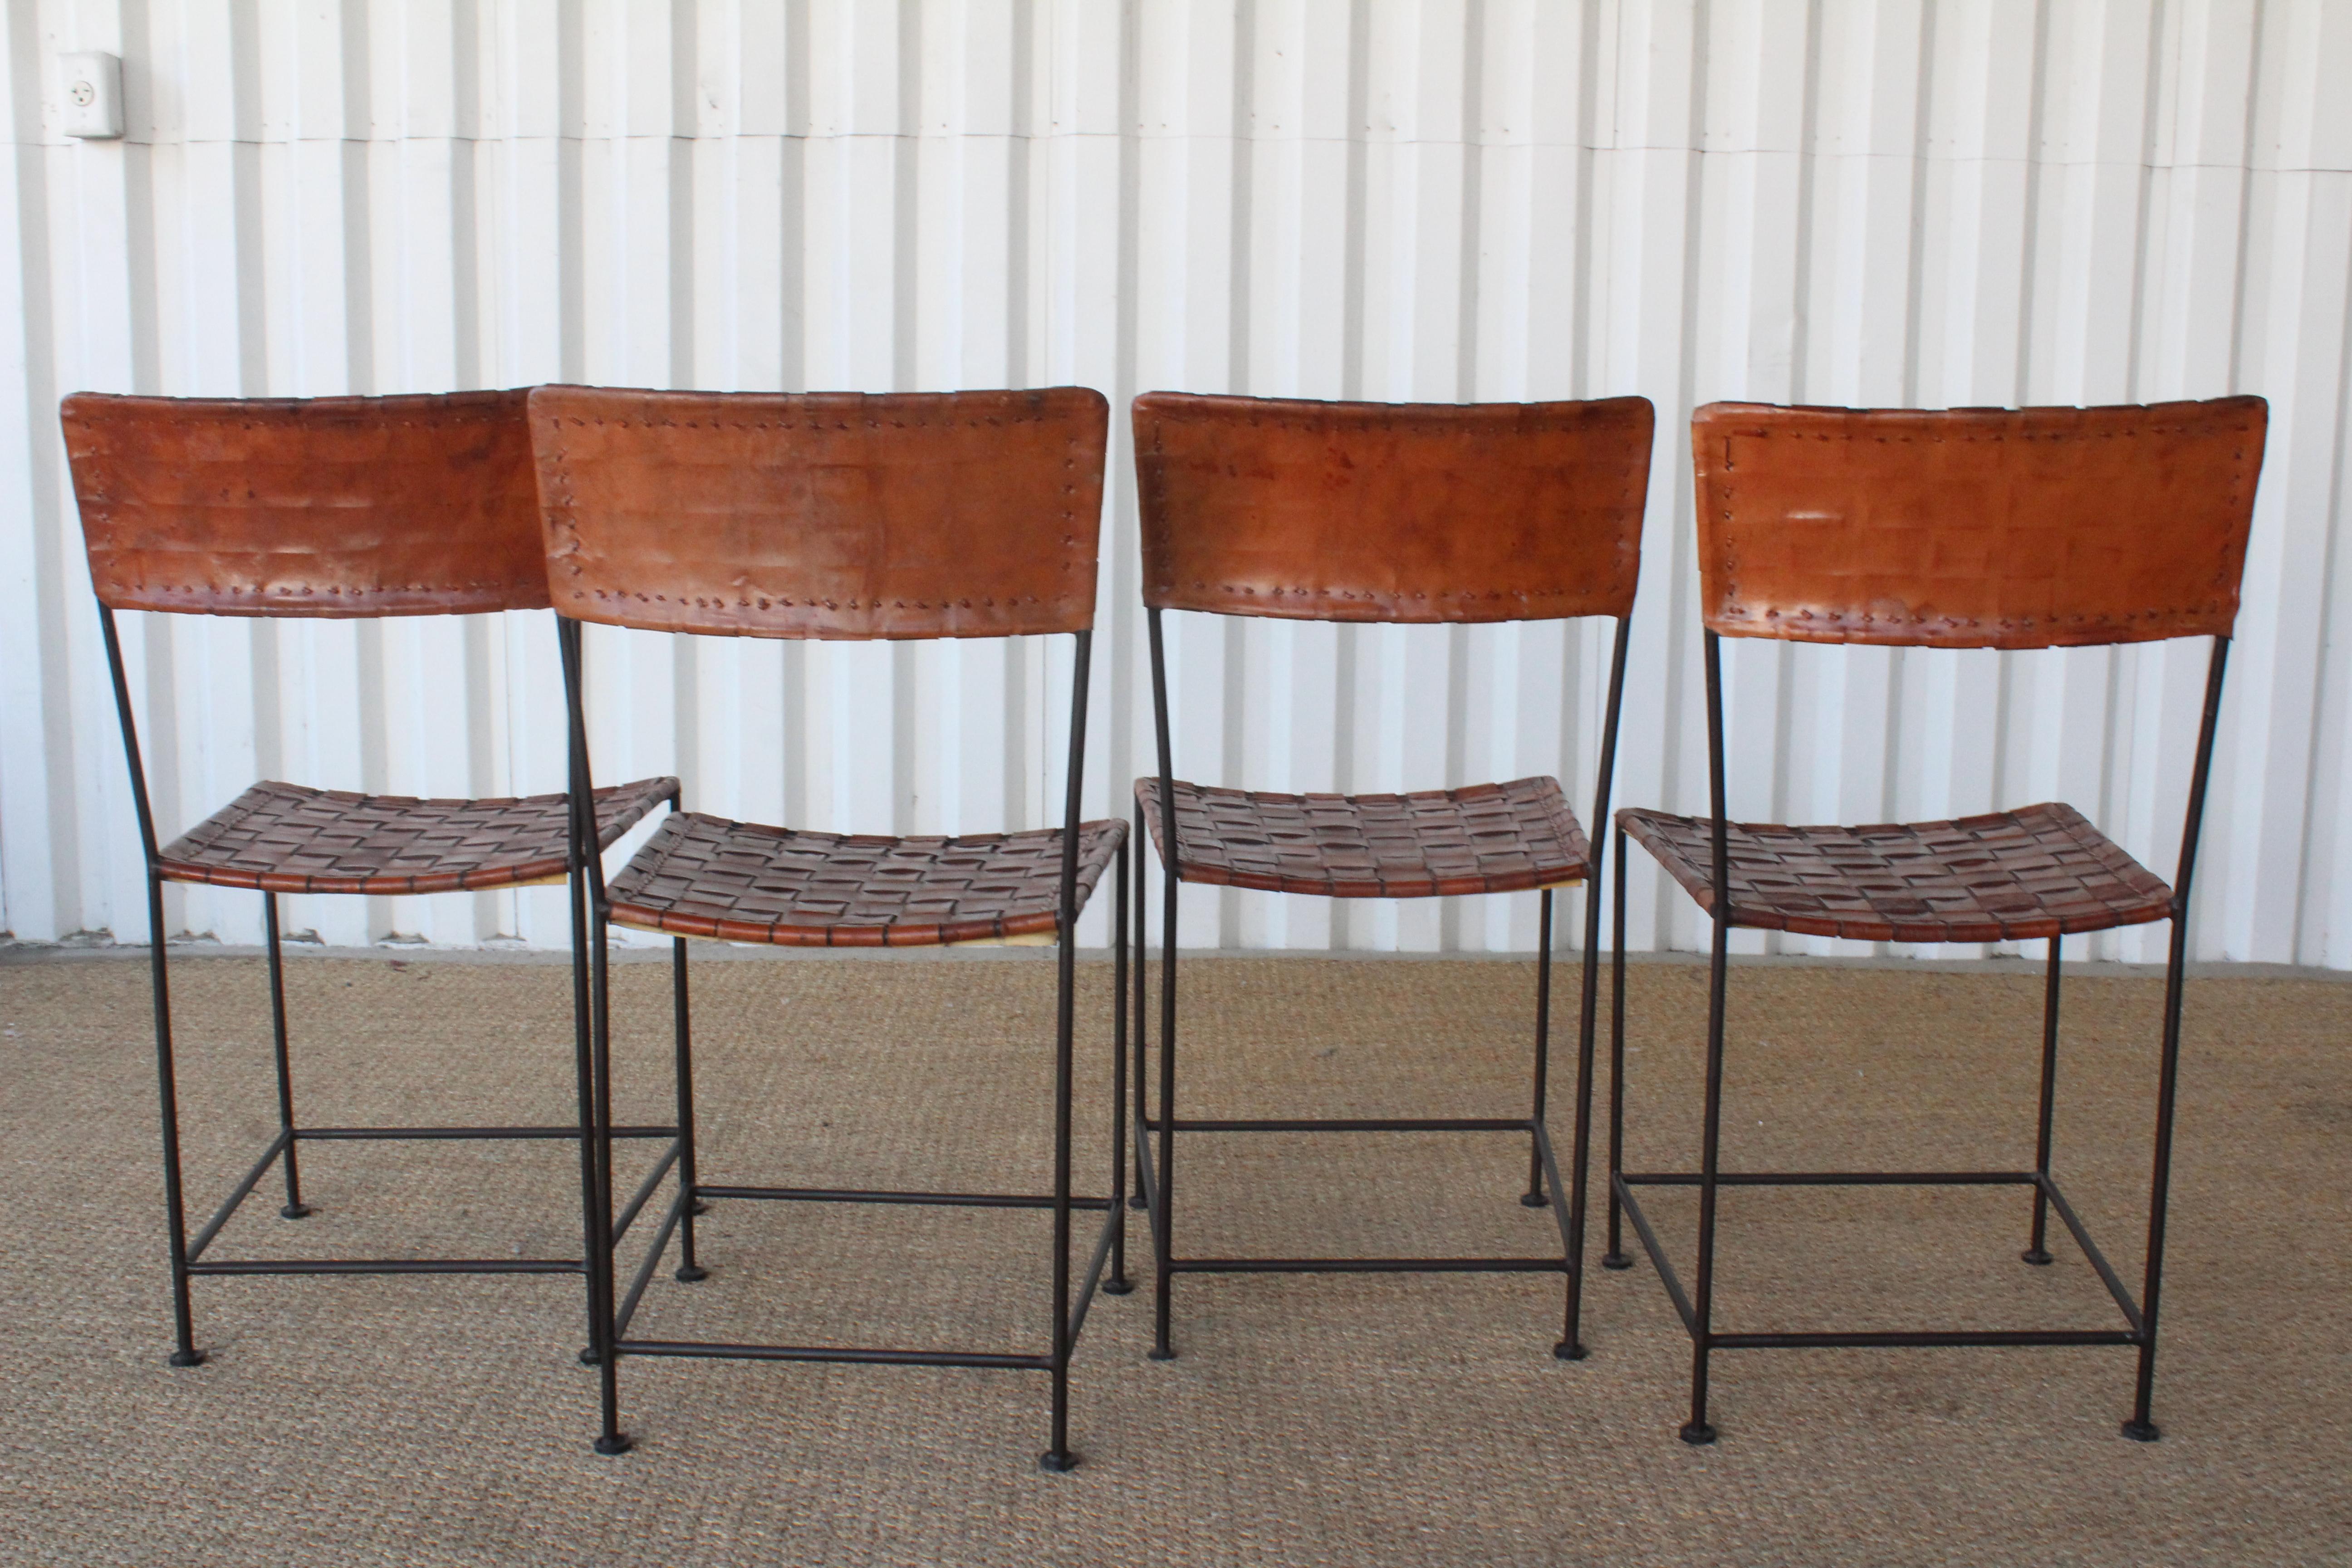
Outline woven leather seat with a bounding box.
[1617,800,2172,945]
[157,777,678,897]
[1135,776,1589,899]
[604,811,1127,948]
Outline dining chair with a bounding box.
[1129,391,1654,1366]
[1609,395,2266,1442]
[62,388,684,1377]
[530,384,1126,1470]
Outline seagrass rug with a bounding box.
[1,950,2344,1566]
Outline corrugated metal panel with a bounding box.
[1,0,2346,964]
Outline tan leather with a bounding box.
[528,386,1108,639]
[63,389,543,617]
[1692,397,2266,649]
[1132,392,1651,623]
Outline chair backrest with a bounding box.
[527,385,1109,640]
[1691,397,2267,650]
[1132,392,1653,624]
[63,389,543,617]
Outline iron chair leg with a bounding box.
[1681,901,1731,1445]
[671,936,709,1282]
[263,893,311,1220]
[147,875,205,1368]
[1578,612,1633,1303]
[1106,842,1134,1295]
[103,605,205,1368]
[2122,634,2228,1441]
[1131,801,1151,1214]
[560,614,630,1452]
[1149,840,1178,1362]
[1039,625,1093,1472]
[2126,893,2199,1440]
[2024,936,2063,1265]
[1604,823,1632,1271]
[1039,879,1081,1471]
[1561,858,1612,1356]
[1523,892,1556,1207]
[567,848,607,1368]
[1148,611,1180,1363]
[1681,630,1735,1446]
[588,893,629,1454]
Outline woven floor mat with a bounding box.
[0,951,2343,1566]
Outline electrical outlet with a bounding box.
[59,52,123,140]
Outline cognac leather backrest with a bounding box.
[63,389,543,617]
[1133,392,1652,624]
[529,385,1109,640]
[1692,397,2266,649]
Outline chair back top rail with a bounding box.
[1692,396,2267,650]
[63,389,543,617]
[529,385,1108,641]
[1133,392,1653,625]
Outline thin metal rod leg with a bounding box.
[1561,867,1608,1360]
[263,893,310,1220]
[1683,910,1730,1445]
[1040,894,1080,1471]
[561,614,629,1451]
[2024,935,2063,1265]
[1603,825,1632,1270]
[2124,634,2226,1441]
[1146,609,1181,1363]
[148,879,205,1368]
[1523,890,1555,1207]
[1685,632,1730,1445]
[1131,802,1151,1211]
[1151,855,1178,1361]
[590,904,629,1455]
[1106,843,1133,1294]
[671,936,707,1282]
[566,854,606,1368]
[1039,625,1091,1471]
[2125,920,2195,1442]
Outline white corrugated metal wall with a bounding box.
[0,1,2346,965]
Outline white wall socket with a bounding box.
[59,52,123,140]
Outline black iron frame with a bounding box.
[97,602,685,1372]
[1605,629,2233,1444]
[561,618,1127,1472]
[1132,608,1633,1363]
